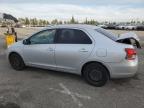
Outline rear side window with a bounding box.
[56,29,92,44]
[95,28,117,41]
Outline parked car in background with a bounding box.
[136,25,144,30]
[124,25,137,30]
[115,24,144,30]
[106,24,117,29]
[1,23,7,27]
[115,25,127,30]
[6,24,141,87]
[97,24,108,29]
[15,23,26,28]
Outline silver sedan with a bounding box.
[6,24,140,87]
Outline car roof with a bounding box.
[46,24,100,30]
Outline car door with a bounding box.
[55,28,94,73]
[23,29,56,70]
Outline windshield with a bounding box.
[95,28,118,41]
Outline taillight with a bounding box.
[125,48,137,60]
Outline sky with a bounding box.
[0,0,144,22]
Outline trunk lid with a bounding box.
[116,32,141,48]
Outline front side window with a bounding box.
[29,29,56,44]
[56,29,92,44]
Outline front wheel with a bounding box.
[83,63,109,87]
[9,53,25,70]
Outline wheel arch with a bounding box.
[81,61,110,78]
[8,51,23,61]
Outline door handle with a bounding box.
[79,48,88,52]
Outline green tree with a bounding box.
[43,20,46,26]
[58,20,63,24]
[30,18,38,26]
[84,19,98,25]
[18,18,25,25]
[51,19,58,24]
[31,19,35,26]
[25,17,30,26]
[38,19,43,26]
[63,21,67,24]
[84,18,88,24]
[70,16,75,24]
[46,21,49,25]
[34,18,38,26]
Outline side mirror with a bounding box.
[23,39,30,45]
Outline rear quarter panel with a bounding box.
[77,29,134,74]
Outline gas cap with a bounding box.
[96,49,107,57]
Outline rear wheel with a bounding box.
[9,53,25,70]
[83,63,109,87]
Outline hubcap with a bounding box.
[89,69,102,82]
[10,56,20,67]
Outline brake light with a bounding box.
[125,48,137,60]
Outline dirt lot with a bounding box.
[0,27,41,38]
[0,27,144,108]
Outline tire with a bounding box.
[83,63,109,87]
[9,53,25,70]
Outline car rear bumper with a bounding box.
[106,58,138,78]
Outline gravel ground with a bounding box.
[0,28,144,108]
[0,27,40,38]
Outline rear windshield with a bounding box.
[95,28,118,41]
